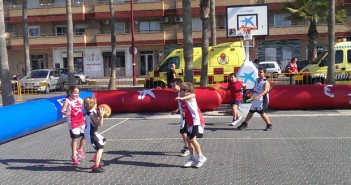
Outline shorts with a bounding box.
[91,133,106,150]
[69,124,85,139]
[230,100,241,106]
[180,118,188,134]
[249,104,268,114]
[187,125,204,139]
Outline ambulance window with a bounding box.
[159,57,180,72]
[348,50,351,63]
[335,50,343,64]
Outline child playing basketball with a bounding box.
[60,86,86,165]
[224,73,246,126]
[176,82,207,168]
[171,78,190,157]
[83,97,107,173]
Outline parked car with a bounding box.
[20,69,67,93]
[297,59,310,72]
[58,68,89,85]
[258,61,281,78]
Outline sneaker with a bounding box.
[91,165,105,173]
[76,149,86,159]
[180,149,190,157]
[183,157,197,167]
[228,116,242,126]
[237,122,248,130]
[264,124,272,131]
[180,147,188,154]
[195,155,207,168]
[71,156,80,165]
[91,154,97,162]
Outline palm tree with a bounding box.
[0,0,15,105]
[327,0,335,84]
[182,0,193,83]
[66,0,75,87]
[22,0,30,76]
[199,0,209,87]
[108,0,117,90]
[210,0,216,46]
[285,0,346,61]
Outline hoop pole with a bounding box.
[245,40,250,62]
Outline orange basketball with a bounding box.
[98,104,111,118]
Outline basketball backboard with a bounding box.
[226,4,269,38]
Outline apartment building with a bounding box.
[3,0,351,78]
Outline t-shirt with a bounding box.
[166,69,176,82]
[227,81,244,101]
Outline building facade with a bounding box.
[3,0,351,78]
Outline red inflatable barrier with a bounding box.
[93,87,223,113]
[269,85,351,110]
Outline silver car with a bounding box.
[20,69,67,93]
[58,68,89,85]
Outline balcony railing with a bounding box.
[8,2,85,19]
[96,30,168,45]
[9,35,86,49]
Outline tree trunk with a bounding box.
[0,0,15,105]
[108,0,117,90]
[66,0,75,87]
[183,0,193,83]
[22,0,30,76]
[200,0,209,87]
[307,20,318,61]
[327,0,335,84]
[210,0,216,46]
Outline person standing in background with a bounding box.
[167,64,177,88]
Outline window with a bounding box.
[116,22,126,34]
[5,22,12,32]
[274,14,291,27]
[335,50,343,64]
[28,26,40,37]
[192,18,202,31]
[102,52,126,68]
[348,50,351,63]
[31,55,45,70]
[139,21,161,32]
[56,25,67,36]
[75,24,87,35]
[159,57,180,72]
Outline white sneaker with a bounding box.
[180,150,190,157]
[228,116,242,126]
[183,157,197,167]
[195,155,207,168]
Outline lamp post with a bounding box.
[131,0,136,85]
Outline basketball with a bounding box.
[98,104,111,118]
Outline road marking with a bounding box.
[100,118,129,134]
[106,136,351,142]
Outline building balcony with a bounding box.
[8,34,86,50]
[94,1,165,20]
[8,3,85,23]
[96,30,173,46]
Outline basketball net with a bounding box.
[239,27,256,41]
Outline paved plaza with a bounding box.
[1,109,351,185]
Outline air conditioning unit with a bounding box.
[161,17,169,23]
[175,16,183,23]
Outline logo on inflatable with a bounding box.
[137,89,156,100]
[323,85,334,98]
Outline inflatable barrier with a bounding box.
[269,85,351,110]
[0,91,93,144]
[93,87,224,113]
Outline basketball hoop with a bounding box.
[239,27,255,41]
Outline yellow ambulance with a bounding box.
[295,41,351,84]
[142,41,245,88]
